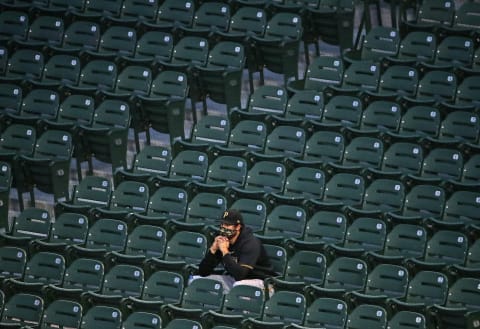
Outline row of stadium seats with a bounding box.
[0,243,478,328]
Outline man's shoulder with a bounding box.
[238,226,261,245]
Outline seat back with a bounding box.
[405,271,448,306]
[0,246,27,281]
[462,154,480,184]
[62,258,105,292]
[109,181,149,213]
[192,2,231,32]
[342,136,384,169]
[101,264,144,298]
[445,277,480,310]
[361,179,405,213]
[113,65,151,96]
[397,31,436,63]
[227,6,266,37]
[171,36,209,67]
[247,85,288,116]
[6,49,44,80]
[134,31,174,62]
[420,147,463,181]
[324,257,368,292]
[82,0,123,18]
[434,35,474,67]
[10,207,51,239]
[0,83,22,114]
[146,186,188,221]
[169,150,209,182]
[48,212,89,245]
[364,264,409,298]
[303,55,344,91]
[263,125,306,158]
[263,244,288,276]
[414,0,455,26]
[303,297,348,329]
[455,75,480,108]
[227,120,268,152]
[41,54,81,86]
[282,166,325,200]
[229,198,267,233]
[97,26,137,57]
[40,299,83,329]
[263,204,307,240]
[438,111,480,144]
[323,173,365,206]
[285,90,324,121]
[26,15,64,47]
[164,231,208,264]
[342,217,387,253]
[398,106,441,138]
[185,192,228,226]
[387,311,426,329]
[140,270,184,304]
[284,250,327,286]
[124,225,167,259]
[303,130,345,163]
[19,88,60,122]
[416,70,457,102]
[55,94,95,127]
[301,210,347,245]
[383,224,427,259]
[61,21,101,52]
[206,155,247,187]
[120,0,158,21]
[359,100,402,133]
[423,230,468,266]
[155,0,195,28]
[84,218,128,252]
[77,60,118,91]
[130,145,172,178]
[0,10,29,40]
[465,240,480,269]
[340,61,380,92]
[121,312,162,329]
[378,65,418,97]
[261,290,306,325]
[1,293,44,327]
[346,304,387,329]
[71,176,112,208]
[401,184,446,218]
[80,305,122,329]
[221,284,265,318]
[380,142,424,175]
[243,161,286,194]
[360,26,400,61]
[191,115,230,147]
[442,190,480,225]
[180,277,224,311]
[322,95,363,127]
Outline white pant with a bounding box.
[189,274,265,294]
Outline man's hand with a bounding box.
[217,236,230,256]
[209,236,220,254]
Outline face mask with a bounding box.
[219,226,237,239]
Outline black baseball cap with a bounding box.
[220,209,243,226]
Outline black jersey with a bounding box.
[198,226,274,280]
